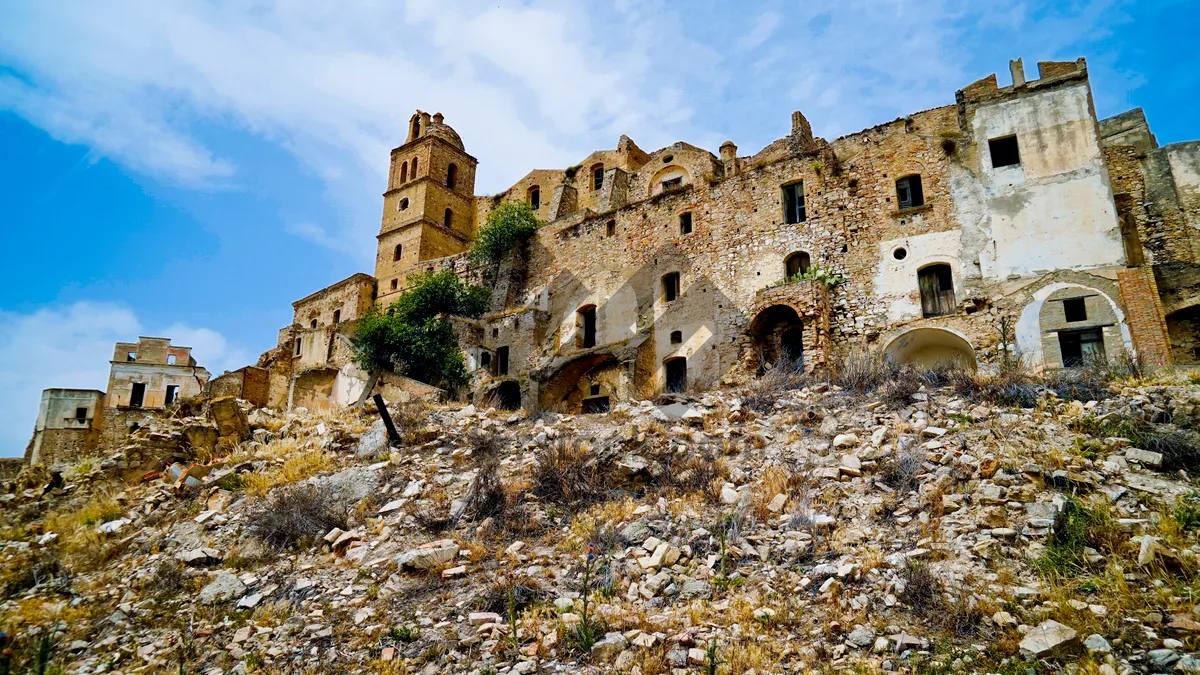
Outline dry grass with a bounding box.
[531,438,614,508]
[242,447,335,497]
[650,451,728,503]
[247,483,349,550]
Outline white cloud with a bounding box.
[0,302,246,458]
[738,12,780,51]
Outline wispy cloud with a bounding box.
[738,12,780,51]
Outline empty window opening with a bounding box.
[398,198,409,211]
[679,212,693,235]
[896,175,924,209]
[589,384,601,396]
[592,165,604,191]
[75,407,87,421]
[783,182,806,223]
[333,309,341,324]
[781,327,805,363]
[411,117,421,139]
[670,330,683,344]
[661,177,682,191]
[606,220,616,237]
[394,244,403,261]
[492,328,499,338]
[918,264,956,317]
[989,136,1021,168]
[578,306,597,348]
[494,380,521,411]
[662,272,681,302]
[167,354,177,365]
[529,187,540,210]
[400,161,408,183]
[446,163,457,189]
[665,357,687,393]
[294,337,303,356]
[480,352,492,369]
[411,157,418,176]
[582,396,610,414]
[893,247,908,260]
[390,279,398,291]
[1059,328,1104,367]
[785,251,810,279]
[443,208,453,229]
[130,382,146,408]
[497,346,510,376]
[663,154,674,163]
[165,385,179,405]
[126,352,136,362]
[1063,298,1088,322]
[310,319,318,329]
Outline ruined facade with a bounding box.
[25,388,106,466]
[270,57,1197,414]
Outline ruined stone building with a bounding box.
[261,57,1198,414]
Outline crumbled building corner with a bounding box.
[4,368,1200,674]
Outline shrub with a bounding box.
[469,201,540,266]
[1073,417,1200,470]
[1,550,69,599]
[651,452,728,503]
[352,270,489,390]
[830,348,897,394]
[899,560,988,637]
[950,367,1042,408]
[880,450,925,492]
[744,359,808,413]
[248,484,348,550]
[532,439,613,507]
[464,459,509,521]
[1035,498,1123,577]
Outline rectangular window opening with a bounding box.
[1063,298,1088,323]
[130,382,146,408]
[896,176,925,210]
[606,220,616,237]
[989,135,1021,168]
[497,346,510,376]
[679,212,693,235]
[783,182,806,224]
[165,385,179,405]
[662,272,680,302]
[1059,328,1105,367]
[75,407,87,421]
[580,307,597,348]
[126,352,136,362]
[167,354,177,365]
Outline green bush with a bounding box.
[352,270,489,389]
[469,201,540,266]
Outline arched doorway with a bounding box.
[489,381,521,411]
[539,353,621,412]
[748,305,805,369]
[884,327,976,370]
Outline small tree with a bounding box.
[352,270,490,390]
[469,201,540,266]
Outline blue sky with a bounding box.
[1,0,1197,456]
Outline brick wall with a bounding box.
[1117,266,1172,365]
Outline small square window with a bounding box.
[1063,298,1087,322]
[390,279,398,291]
[167,354,177,365]
[126,352,136,362]
[989,136,1021,168]
[670,330,683,344]
[679,213,692,235]
[589,384,601,396]
[75,407,87,421]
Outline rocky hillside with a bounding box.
[4,368,1200,675]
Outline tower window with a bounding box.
[446,163,457,189]
[989,136,1020,168]
[398,198,409,211]
[394,244,403,261]
[896,175,924,209]
[1063,298,1088,322]
[412,157,418,176]
[679,212,693,235]
[783,182,806,223]
[670,330,683,344]
[126,351,136,362]
[444,209,453,229]
[400,161,408,183]
[918,264,956,317]
[662,272,681,302]
[785,251,810,279]
[529,187,540,210]
[412,117,421,139]
[294,337,302,356]
[333,309,341,324]
[390,279,398,291]
[606,220,616,237]
[592,165,604,191]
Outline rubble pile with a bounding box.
[4,377,1200,674]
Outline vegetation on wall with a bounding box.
[775,265,845,287]
[352,270,490,390]
[469,201,540,267]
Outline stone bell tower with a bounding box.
[374,110,479,306]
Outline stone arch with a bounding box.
[748,304,805,369]
[884,327,977,370]
[1015,283,1133,367]
[649,165,691,196]
[540,353,621,413]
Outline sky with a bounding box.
[1,0,1197,456]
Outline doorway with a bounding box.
[1058,328,1105,367]
[664,357,687,393]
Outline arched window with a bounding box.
[591,164,604,191]
[785,252,810,279]
[443,209,452,229]
[393,244,403,261]
[310,319,318,329]
[918,264,955,317]
[333,309,341,324]
[400,161,408,183]
[411,157,418,177]
[896,175,924,209]
[528,186,540,210]
[446,163,457,189]
[411,117,421,139]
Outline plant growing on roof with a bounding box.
[469,201,540,267]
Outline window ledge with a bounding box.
[892,203,932,218]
